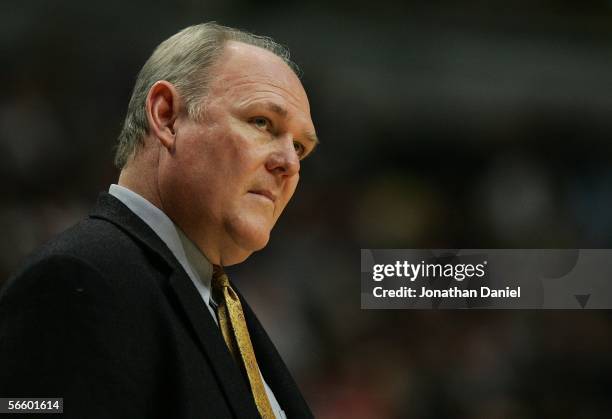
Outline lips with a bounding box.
[249,189,276,203]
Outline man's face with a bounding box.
[158,41,317,266]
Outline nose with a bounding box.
[265,136,300,177]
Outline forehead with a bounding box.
[206,41,311,116]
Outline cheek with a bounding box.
[214,125,257,171]
[191,129,246,185]
[169,127,230,206]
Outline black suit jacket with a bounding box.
[0,193,313,418]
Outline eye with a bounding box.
[251,117,271,130]
[293,141,306,158]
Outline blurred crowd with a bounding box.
[2,0,612,417]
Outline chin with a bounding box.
[238,227,271,252]
[223,217,272,265]
[221,236,268,266]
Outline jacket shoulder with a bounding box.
[33,216,146,268]
[4,216,168,302]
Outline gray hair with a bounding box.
[114,22,300,169]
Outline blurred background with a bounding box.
[2,0,612,417]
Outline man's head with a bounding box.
[116,23,317,266]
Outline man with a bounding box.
[0,23,317,418]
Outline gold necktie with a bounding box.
[211,265,275,419]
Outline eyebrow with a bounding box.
[260,101,320,146]
[304,131,319,146]
[264,102,288,117]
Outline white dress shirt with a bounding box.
[109,184,286,419]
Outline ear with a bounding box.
[145,80,181,151]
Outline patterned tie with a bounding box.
[211,265,275,419]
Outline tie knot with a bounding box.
[212,265,230,290]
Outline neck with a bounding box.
[117,144,249,267]
[118,142,163,210]
[118,161,226,265]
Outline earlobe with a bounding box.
[146,81,181,151]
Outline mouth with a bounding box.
[248,190,277,203]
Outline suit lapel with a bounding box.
[89,193,259,418]
[167,271,258,418]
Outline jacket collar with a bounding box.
[89,192,261,418]
[89,192,178,270]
